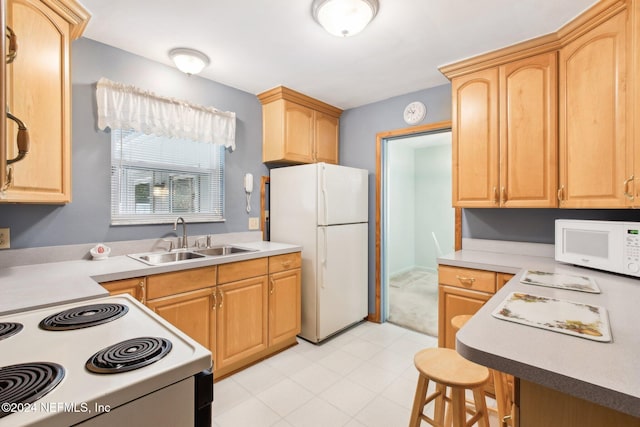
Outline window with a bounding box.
[110,129,225,225]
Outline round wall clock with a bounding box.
[403,101,427,125]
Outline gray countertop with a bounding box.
[438,249,640,417]
[0,241,301,316]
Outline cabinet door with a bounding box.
[452,68,500,207]
[500,52,558,207]
[314,112,339,164]
[269,268,301,347]
[5,0,71,202]
[284,101,314,163]
[147,287,216,351]
[437,285,491,349]
[102,277,146,304]
[496,273,515,291]
[216,276,269,370]
[559,10,630,208]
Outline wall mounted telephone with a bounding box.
[244,173,253,213]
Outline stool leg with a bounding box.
[450,387,466,427]
[472,387,490,427]
[409,375,429,427]
[433,383,447,426]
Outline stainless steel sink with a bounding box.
[129,251,206,266]
[129,245,256,266]
[194,245,256,256]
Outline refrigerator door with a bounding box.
[317,163,368,226]
[316,223,368,341]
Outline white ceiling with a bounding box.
[80,0,597,110]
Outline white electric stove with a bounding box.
[0,294,213,427]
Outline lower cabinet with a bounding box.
[100,277,146,304]
[216,275,269,370]
[146,287,216,351]
[100,252,302,378]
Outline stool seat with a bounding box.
[414,348,490,388]
[410,347,491,427]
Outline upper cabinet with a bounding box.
[2,0,89,203]
[559,6,630,208]
[443,0,636,209]
[451,52,557,208]
[258,86,342,165]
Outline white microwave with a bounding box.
[555,219,640,277]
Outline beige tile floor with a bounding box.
[212,321,499,427]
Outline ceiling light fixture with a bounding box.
[311,0,379,37]
[169,48,210,75]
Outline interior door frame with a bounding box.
[370,120,460,323]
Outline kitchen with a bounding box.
[1,0,640,426]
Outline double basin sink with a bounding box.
[129,245,256,266]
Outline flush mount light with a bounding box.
[169,48,210,75]
[311,0,379,37]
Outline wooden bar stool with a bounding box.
[409,347,490,427]
[451,314,516,427]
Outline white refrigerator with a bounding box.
[270,163,368,343]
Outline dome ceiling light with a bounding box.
[169,48,210,75]
[311,0,379,37]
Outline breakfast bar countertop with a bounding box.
[438,246,640,418]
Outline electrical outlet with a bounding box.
[248,217,260,230]
[0,228,10,249]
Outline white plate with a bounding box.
[492,292,611,342]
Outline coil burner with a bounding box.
[86,337,173,374]
[0,322,23,341]
[0,362,65,419]
[39,304,128,331]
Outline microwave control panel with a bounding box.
[624,229,640,273]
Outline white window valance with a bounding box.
[96,77,236,150]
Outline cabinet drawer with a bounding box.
[147,266,216,300]
[438,265,496,293]
[496,273,515,290]
[218,258,268,284]
[269,252,302,273]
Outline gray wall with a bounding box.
[0,38,267,249]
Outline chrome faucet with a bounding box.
[173,217,188,249]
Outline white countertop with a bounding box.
[438,247,640,417]
[0,241,301,316]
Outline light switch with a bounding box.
[248,217,260,230]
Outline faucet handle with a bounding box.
[206,235,212,248]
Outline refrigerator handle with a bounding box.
[321,227,327,289]
[321,164,328,224]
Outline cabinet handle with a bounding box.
[270,277,275,295]
[623,176,634,201]
[138,281,146,304]
[493,187,499,204]
[456,275,476,286]
[2,167,13,192]
[6,111,30,165]
[501,187,507,204]
[281,260,292,269]
[218,290,224,309]
[211,290,217,311]
[557,185,564,202]
[6,26,17,64]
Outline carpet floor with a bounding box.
[387,269,438,337]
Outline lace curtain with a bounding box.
[96,78,236,150]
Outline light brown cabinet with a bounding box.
[101,276,146,304]
[558,7,630,208]
[258,86,341,165]
[268,253,302,347]
[451,52,557,208]
[2,0,89,202]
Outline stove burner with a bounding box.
[0,362,65,419]
[86,337,172,374]
[39,303,128,331]
[0,322,23,341]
